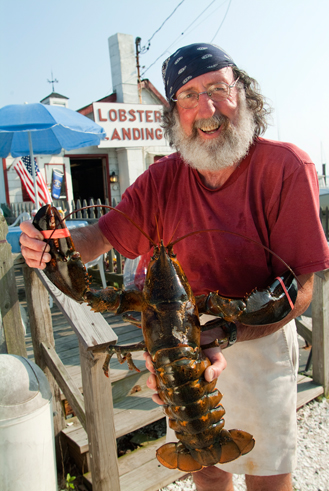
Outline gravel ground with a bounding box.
[160,397,329,491]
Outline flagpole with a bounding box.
[28,131,39,209]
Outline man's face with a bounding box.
[170,68,255,172]
[175,67,239,139]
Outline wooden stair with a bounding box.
[296,373,323,409]
[84,437,185,491]
[61,351,186,490]
[61,363,323,490]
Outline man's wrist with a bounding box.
[221,322,237,347]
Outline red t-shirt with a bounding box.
[99,137,329,297]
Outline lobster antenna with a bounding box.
[169,228,298,281]
[40,227,57,263]
[38,204,158,264]
[154,215,161,245]
[63,205,158,248]
[167,220,181,247]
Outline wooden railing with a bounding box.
[29,269,121,491]
[1,213,121,490]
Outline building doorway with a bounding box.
[69,155,110,204]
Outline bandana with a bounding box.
[162,43,236,101]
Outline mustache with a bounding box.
[193,114,230,133]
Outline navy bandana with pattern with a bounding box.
[162,43,236,101]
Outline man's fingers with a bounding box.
[19,247,48,269]
[146,372,157,390]
[143,351,155,374]
[19,222,51,269]
[20,220,44,240]
[143,353,164,406]
[151,393,164,405]
[203,346,227,382]
[146,373,164,406]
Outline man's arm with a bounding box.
[204,273,313,346]
[235,272,313,342]
[20,221,113,269]
[197,272,313,383]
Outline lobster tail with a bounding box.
[154,347,255,470]
[156,428,255,471]
[156,442,203,472]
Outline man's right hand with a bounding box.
[20,221,51,269]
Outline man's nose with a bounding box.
[196,93,217,119]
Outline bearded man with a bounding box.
[20,43,329,491]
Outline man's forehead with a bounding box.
[177,67,234,94]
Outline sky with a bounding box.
[1,0,328,174]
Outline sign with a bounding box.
[93,102,168,148]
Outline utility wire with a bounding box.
[175,0,218,41]
[141,0,219,77]
[181,0,229,39]
[142,0,186,52]
[210,0,232,42]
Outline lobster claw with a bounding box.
[33,205,88,303]
[238,272,298,325]
[198,272,298,326]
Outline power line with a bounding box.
[141,0,219,77]
[142,0,186,53]
[176,0,229,40]
[210,0,232,42]
[175,0,218,39]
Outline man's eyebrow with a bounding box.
[178,85,198,93]
[179,80,227,93]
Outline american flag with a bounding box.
[14,156,51,206]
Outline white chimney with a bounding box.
[108,33,139,104]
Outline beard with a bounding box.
[171,93,256,171]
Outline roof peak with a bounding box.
[40,92,69,102]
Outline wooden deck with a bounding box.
[14,266,324,490]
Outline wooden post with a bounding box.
[0,216,27,356]
[312,270,329,396]
[34,270,119,484]
[23,266,66,459]
[79,343,120,491]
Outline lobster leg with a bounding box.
[85,288,145,314]
[122,313,142,327]
[103,340,147,376]
[196,272,298,326]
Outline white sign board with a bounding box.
[93,102,167,148]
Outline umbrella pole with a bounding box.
[28,131,39,209]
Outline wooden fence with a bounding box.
[6,198,118,223]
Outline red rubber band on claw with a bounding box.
[275,276,294,310]
[41,229,71,239]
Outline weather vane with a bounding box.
[47,71,58,92]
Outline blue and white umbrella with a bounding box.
[0,103,106,207]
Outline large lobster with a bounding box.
[33,205,298,473]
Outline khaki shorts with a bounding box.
[166,320,299,476]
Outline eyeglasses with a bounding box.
[172,77,240,109]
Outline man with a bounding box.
[20,44,329,491]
